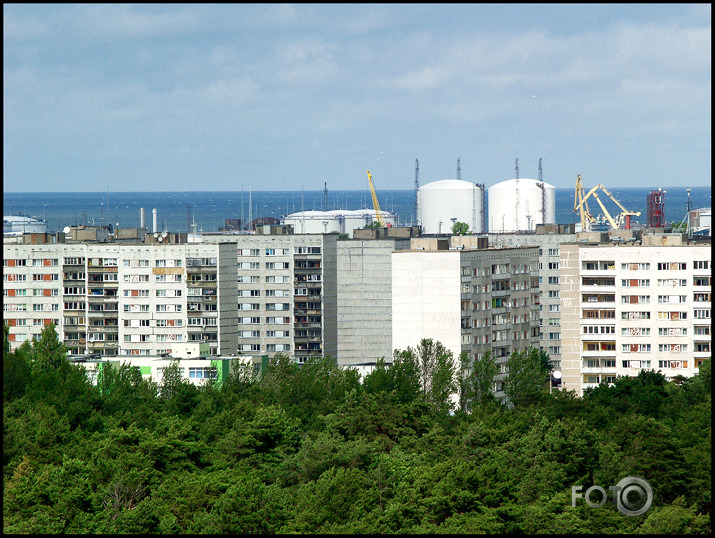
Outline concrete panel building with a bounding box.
[335,238,411,375]
[392,239,541,403]
[3,242,238,357]
[559,239,711,396]
[200,231,338,363]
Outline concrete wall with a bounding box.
[336,239,409,368]
[392,250,462,361]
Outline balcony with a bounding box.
[582,366,617,375]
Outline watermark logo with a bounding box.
[572,476,653,516]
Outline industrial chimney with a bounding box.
[152,208,158,233]
[140,207,146,229]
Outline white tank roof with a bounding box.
[285,208,396,219]
[490,178,555,189]
[420,179,480,190]
[3,215,46,225]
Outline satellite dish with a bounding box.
[552,370,562,380]
[157,236,163,242]
[162,231,168,238]
[153,233,159,238]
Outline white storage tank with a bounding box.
[3,215,48,235]
[418,179,485,235]
[488,178,555,233]
[282,209,397,235]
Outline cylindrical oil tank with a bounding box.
[418,179,485,235]
[282,209,397,235]
[488,178,555,233]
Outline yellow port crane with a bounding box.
[574,174,597,230]
[573,175,641,231]
[366,170,386,227]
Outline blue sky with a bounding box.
[3,4,711,192]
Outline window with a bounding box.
[621,327,650,336]
[657,262,686,270]
[658,295,687,304]
[189,367,216,379]
[693,309,710,319]
[621,262,650,270]
[622,344,651,353]
[658,344,688,353]
[657,278,687,287]
[693,260,710,270]
[621,279,650,287]
[658,327,687,336]
[621,295,650,304]
[658,311,687,320]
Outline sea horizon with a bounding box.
[4,186,711,235]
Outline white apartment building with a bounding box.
[4,242,238,357]
[559,239,711,396]
[198,230,338,363]
[392,239,541,403]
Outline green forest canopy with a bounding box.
[3,324,711,534]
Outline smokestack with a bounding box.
[140,207,145,229]
[152,208,158,233]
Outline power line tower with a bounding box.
[457,157,461,180]
[414,158,420,228]
[537,157,546,224]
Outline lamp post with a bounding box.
[550,370,562,395]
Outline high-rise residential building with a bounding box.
[559,237,711,396]
[392,238,541,403]
[4,242,238,357]
[199,229,338,363]
[483,224,577,371]
[335,237,411,374]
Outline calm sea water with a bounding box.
[3,187,711,234]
